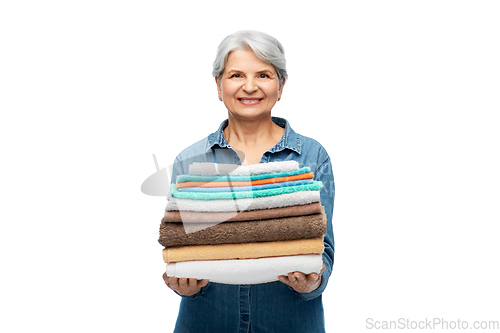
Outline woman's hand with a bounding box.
[162,273,209,296]
[278,265,325,293]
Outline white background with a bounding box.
[1,1,499,332]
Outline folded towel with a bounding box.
[188,161,299,176]
[162,237,324,263]
[176,171,314,189]
[159,211,326,247]
[165,190,321,212]
[170,181,323,200]
[177,179,314,192]
[163,202,323,223]
[176,167,311,184]
[165,254,323,285]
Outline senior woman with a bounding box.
[162,30,335,333]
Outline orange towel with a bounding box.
[176,172,314,189]
[162,237,324,263]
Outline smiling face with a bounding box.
[216,47,284,121]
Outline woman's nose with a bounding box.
[242,78,258,94]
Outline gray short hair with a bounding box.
[212,30,288,85]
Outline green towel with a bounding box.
[176,167,311,183]
[170,181,323,200]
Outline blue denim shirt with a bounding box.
[168,117,335,333]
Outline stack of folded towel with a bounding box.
[159,161,327,285]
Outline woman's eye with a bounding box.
[259,74,268,78]
[231,74,241,78]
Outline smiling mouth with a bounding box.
[238,98,263,102]
[238,98,263,105]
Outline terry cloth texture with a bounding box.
[188,161,299,176]
[176,167,311,184]
[158,212,327,248]
[165,254,323,285]
[177,179,314,192]
[165,190,321,212]
[162,237,324,263]
[162,202,323,223]
[170,181,323,200]
[176,171,313,189]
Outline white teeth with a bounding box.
[240,99,261,102]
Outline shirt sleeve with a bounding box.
[298,152,335,300]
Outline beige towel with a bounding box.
[162,237,324,263]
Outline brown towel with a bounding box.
[162,202,322,223]
[158,211,326,248]
[162,237,324,263]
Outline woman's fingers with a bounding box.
[178,277,188,287]
[294,272,306,284]
[307,272,321,284]
[198,279,209,288]
[187,278,199,288]
[278,275,288,283]
[169,276,180,289]
[278,269,323,293]
[163,274,209,296]
[162,272,172,289]
[163,273,180,289]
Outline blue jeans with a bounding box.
[174,282,325,333]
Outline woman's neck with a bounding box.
[223,113,285,165]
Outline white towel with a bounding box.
[165,190,320,212]
[188,161,300,176]
[165,255,323,285]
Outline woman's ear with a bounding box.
[278,77,285,100]
[215,77,222,101]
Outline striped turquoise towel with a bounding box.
[170,181,323,200]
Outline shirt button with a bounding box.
[242,314,249,322]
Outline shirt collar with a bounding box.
[206,117,302,154]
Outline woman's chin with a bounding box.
[228,109,272,121]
